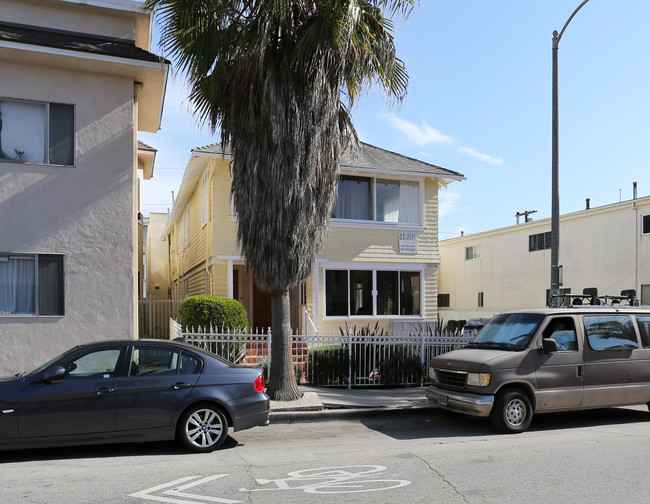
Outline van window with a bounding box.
[543,317,578,351]
[583,315,638,351]
[636,316,650,349]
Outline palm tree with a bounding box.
[146,0,415,400]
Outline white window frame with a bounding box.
[331,173,424,230]
[322,262,424,320]
[465,245,481,260]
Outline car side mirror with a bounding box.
[542,338,559,354]
[43,366,66,384]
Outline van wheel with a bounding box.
[491,391,533,433]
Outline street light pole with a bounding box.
[550,0,591,307]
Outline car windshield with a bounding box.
[467,313,545,350]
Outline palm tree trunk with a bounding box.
[266,289,302,401]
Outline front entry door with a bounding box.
[253,280,272,330]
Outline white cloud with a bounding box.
[438,189,466,218]
[456,146,504,166]
[384,115,454,147]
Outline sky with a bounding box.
[140,0,650,240]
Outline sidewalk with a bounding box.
[269,385,434,424]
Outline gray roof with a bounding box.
[340,142,464,179]
[191,141,464,179]
[0,21,169,64]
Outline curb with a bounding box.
[269,405,435,424]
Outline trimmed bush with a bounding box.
[178,295,248,330]
[378,349,424,386]
[307,346,350,386]
[178,296,249,363]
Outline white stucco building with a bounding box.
[0,0,168,373]
[438,193,650,323]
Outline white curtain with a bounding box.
[377,179,419,224]
[0,257,35,314]
[0,100,46,163]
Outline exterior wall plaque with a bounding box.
[399,232,418,254]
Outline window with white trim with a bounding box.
[201,171,209,225]
[332,175,420,224]
[0,254,64,315]
[0,98,74,166]
[325,268,421,317]
[465,245,481,260]
[643,214,650,235]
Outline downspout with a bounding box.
[633,182,639,296]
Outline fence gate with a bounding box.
[138,297,180,339]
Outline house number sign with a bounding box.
[399,232,418,254]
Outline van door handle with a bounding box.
[577,365,583,379]
[171,382,191,390]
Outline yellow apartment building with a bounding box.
[162,143,464,335]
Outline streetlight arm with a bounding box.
[556,0,592,45]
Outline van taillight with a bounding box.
[254,374,265,392]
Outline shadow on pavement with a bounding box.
[0,435,243,463]
[360,406,649,440]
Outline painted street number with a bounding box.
[131,466,411,503]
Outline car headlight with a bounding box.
[466,372,491,387]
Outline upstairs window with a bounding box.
[643,215,650,235]
[465,245,481,260]
[0,99,74,166]
[332,175,420,225]
[0,254,64,316]
[529,231,551,251]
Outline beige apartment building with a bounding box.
[0,0,168,373]
[438,194,650,323]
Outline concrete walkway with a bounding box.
[269,385,434,424]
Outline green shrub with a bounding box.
[178,296,248,362]
[178,295,248,330]
[307,346,350,386]
[378,349,424,386]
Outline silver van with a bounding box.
[425,304,650,433]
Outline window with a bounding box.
[201,170,210,225]
[438,294,450,308]
[0,99,74,165]
[478,292,484,307]
[543,317,578,351]
[636,316,650,349]
[529,231,551,252]
[642,285,650,306]
[332,175,420,225]
[0,254,64,315]
[325,268,421,317]
[643,214,650,235]
[465,245,481,260]
[63,348,122,378]
[583,315,638,351]
[130,346,179,376]
[185,203,191,247]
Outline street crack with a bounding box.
[409,451,469,503]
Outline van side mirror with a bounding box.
[542,338,559,354]
[43,366,66,384]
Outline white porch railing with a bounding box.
[176,324,471,388]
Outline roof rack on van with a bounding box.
[552,288,639,307]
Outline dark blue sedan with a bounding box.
[0,339,269,452]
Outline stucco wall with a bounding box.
[0,61,136,374]
[439,197,650,321]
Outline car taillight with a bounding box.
[254,374,265,392]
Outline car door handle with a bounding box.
[171,383,192,390]
[95,387,116,395]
